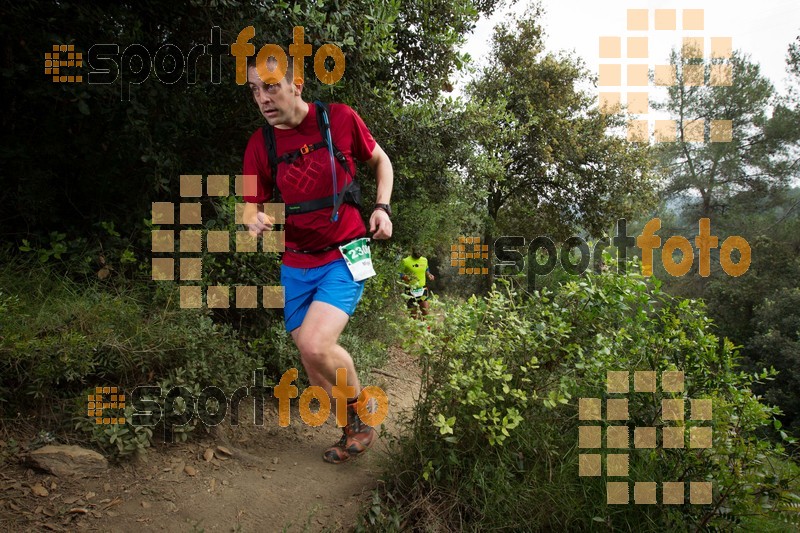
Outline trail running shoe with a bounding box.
[322,432,349,464]
[322,399,376,464]
[343,399,376,457]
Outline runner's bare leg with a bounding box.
[291,301,361,399]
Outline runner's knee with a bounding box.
[295,334,330,365]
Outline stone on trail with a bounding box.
[25,445,108,478]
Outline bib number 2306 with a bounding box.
[339,238,376,282]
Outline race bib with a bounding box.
[339,238,376,282]
[410,287,425,298]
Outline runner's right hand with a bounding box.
[247,211,274,237]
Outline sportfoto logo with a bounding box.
[483,218,750,290]
[46,26,345,100]
[91,369,389,442]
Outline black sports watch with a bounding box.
[374,203,392,217]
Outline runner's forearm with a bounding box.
[375,158,393,204]
[368,144,393,204]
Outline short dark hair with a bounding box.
[246,46,293,82]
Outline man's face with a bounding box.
[246,64,299,129]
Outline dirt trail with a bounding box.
[0,348,420,532]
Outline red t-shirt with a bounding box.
[243,103,376,268]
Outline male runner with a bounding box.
[242,53,393,464]
[400,248,434,319]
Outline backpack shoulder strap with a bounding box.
[313,102,354,177]
[261,124,281,202]
[314,101,330,133]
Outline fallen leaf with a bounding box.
[85,491,96,500]
[215,446,232,457]
[203,449,214,462]
[141,501,151,509]
[32,484,49,497]
[272,457,279,465]
[103,483,111,492]
[50,481,57,490]
[209,478,216,492]
[62,496,80,505]
[8,501,20,511]
[97,267,110,280]
[68,508,88,514]
[43,507,57,517]
[184,465,197,477]
[106,511,118,517]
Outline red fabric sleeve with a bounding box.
[242,128,272,203]
[332,104,376,162]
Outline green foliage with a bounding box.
[747,289,800,434]
[465,11,657,243]
[701,216,800,434]
[372,268,799,531]
[654,48,794,221]
[74,413,154,460]
[0,256,258,418]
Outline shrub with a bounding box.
[0,259,260,459]
[747,288,800,434]
[369,268,800,531]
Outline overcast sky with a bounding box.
[459,0,800,96]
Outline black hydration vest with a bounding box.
[261,101,362,217]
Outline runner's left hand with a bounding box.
[369,209,392,240]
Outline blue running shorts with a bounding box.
[281,259,366,333]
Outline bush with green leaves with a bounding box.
[369,267,800,531]
[0,274,258,406]
[747,288,800,435]
[0,259,263,457]
[74,371,208,460]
